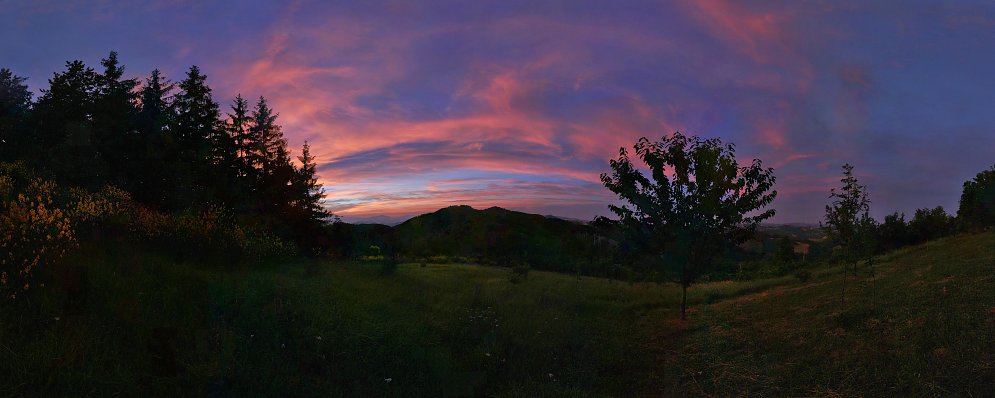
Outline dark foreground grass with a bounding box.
[1,233,992,397]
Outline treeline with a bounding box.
[0,52,328,248]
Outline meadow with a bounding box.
[1,232,992,397]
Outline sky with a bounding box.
[3,0,995,223]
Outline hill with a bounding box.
[3,231,992,396]
[393,205,598,271]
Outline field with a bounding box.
[1,232,993,397]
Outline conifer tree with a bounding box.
[172,65,223,207]
[92,51,139,186]
[227,94,252,176]
[137,69,174,136]
[135,69,175,208]
[294,140,328,222]
[32,60,102,187]
[0,68,32,159]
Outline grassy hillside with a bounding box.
[1,233,992,396]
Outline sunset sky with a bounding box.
[3,0,995,223]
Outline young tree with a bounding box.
[601,132,777,320]
[823,163,876,308]
[957,165,995,230]
[0,68,33,159]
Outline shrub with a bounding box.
[0,165,76,301]
[124,204,296,265]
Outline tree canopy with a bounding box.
[601,132,777,319]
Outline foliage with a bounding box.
[876,211,912,252]
[600,132,777,319]
[126,205,296,264]
[0,163,76,301]
[957,164,995,230]
[0,68,33,160]
[0,53,334,250]
[823,163,876,307]
[909,206,954,243]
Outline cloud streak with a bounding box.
[4,0,995,222]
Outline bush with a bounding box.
[0,164,76,301]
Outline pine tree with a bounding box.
[32,60,102,187]
[227,94,252,177]
[247,96,287,175]
[172,65,223,207]
[294,140,328,223]
[0,68,33,159]
[135,69,175,208]
[92,51,139,187]
[173,66,219,153]
[137,69,174,137]
[247,97,295,218]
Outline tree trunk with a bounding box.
[680,283,688,321]
[840,262,847,309]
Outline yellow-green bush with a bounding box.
[0,163,76,301]
[125,205,296,264]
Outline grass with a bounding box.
[1,232,992,397]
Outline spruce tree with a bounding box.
[32,60,102,187]
[92,51,139,187]
[135,69,175,208]
[227,94,252,177]
[294,140,328,222]
[172,65,223,207]
[0,68,33,160]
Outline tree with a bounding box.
[227,94,253,177]
[601,132,777,320]
[32,60,103,187]
[823,163,876,308]
[294,140,328,223]
[137,69,174,136]
[0,68,32,159]
[877,212,911,252]
[909,206,953,244]
[773,236,797,272]
[247,97,288,175]
[92,51,139,187]
[957,165,995,230]
[134,69,175,208]
[290,141,331,251]
[171,65,223,207]
[247,97,296,220]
